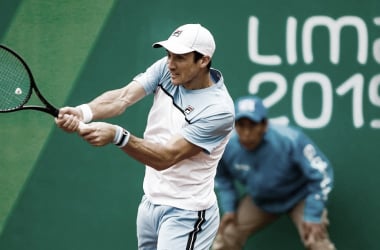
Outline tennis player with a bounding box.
[55,23,235,250]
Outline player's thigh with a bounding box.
[136,196,158,249]
[158,203,219,250]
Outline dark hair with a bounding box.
[193,51,212,69]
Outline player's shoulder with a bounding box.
[188,82,234,121]
[206,71,234,115]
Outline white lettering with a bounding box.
[293,73,333,128]
[303,16,368,64]
[246,16,379,129]
[336,74,364,128]
[369,75,380,128]
[286,17,297,64]
[248,72,289,125]
[373,18,380,63]
[248,16,282,65]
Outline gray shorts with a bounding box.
[137,195,220,250]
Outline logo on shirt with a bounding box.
[184,105,194,115]
[234,164,250,172]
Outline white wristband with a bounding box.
[113,125,123,144]
[113,125,130,148]
[77,104,93,123]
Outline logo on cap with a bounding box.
[238,99,256,112]
[172,30,183,37]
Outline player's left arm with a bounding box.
[121,132,202,170]
[78,122,202,171]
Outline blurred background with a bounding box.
[0,0,379,249]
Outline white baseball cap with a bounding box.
[153,24,216,58]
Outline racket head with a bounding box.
[0,45,33,112]
[0,45,59,117]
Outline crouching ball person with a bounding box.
[212,95,336,250]
[55,24,235,250]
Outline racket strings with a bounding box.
[0,49,31,111]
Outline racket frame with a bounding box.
[0,45,59,117]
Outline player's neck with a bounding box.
[183,72,213,90]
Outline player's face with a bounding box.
[235,118,267,150]
[166,51,206,88]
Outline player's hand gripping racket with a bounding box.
[0,44,59,117]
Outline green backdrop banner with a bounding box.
[0,0,379,249]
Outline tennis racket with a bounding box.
[0,44,59,117]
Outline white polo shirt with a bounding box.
[134,57,234,211]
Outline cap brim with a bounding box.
[152,40,194,54]
[235,112,262,122]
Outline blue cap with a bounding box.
[234,96,267,122]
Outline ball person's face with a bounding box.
[235,118,267,150]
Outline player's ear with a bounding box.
[200,56,211,67]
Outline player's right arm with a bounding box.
[56,80,146,132]
[88,80,146,120]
